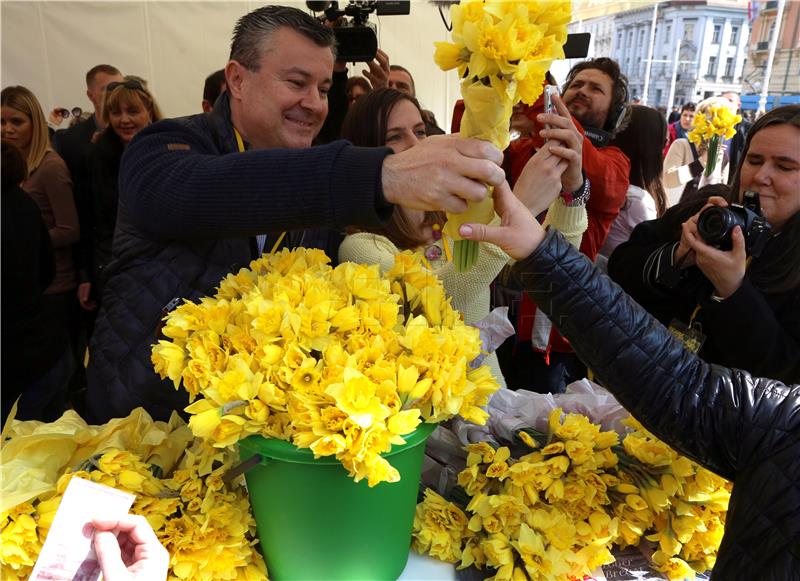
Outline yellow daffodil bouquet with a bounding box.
[152,248,499,487]
[688,103,741,178]
[412,412,730,581]
[434,0,571,271]
[0,410,268,581]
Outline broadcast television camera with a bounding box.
[306,1,411,62]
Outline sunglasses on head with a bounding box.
[106,79,145,92]
[56,107,84,118]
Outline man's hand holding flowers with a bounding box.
[381,133,505,214]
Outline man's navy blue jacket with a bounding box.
[86,93,392,423]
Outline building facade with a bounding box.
[570,0,750,110]
[742,0,800,107]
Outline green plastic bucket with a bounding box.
[238,422,436,581]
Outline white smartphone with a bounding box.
[543,85,559,138]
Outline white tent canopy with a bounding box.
[2,1,576,131]
[1,1,463,129]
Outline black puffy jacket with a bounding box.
[86,94,392,423]
[513,229,800,580]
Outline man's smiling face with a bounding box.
[234,27,333,149]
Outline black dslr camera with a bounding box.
[696,191,772,257]
[307,1,410,62]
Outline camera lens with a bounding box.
[697,206,749,250]
[697,206,735,248]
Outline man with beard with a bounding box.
[86,5,507,423]
[488,58,632,392]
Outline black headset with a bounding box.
[564,62,631,148]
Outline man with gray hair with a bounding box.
[86,5,506,423]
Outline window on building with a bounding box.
[684,19,696,41]
[617,32,622,48]
[763,20,776,43]
[707,56,717,76]
[665,24,671,43]
[730,24,740,45]
[712,24,722,44]
[724,57,734,78]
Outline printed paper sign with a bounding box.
[29,477,135,581]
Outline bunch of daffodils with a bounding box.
[152,248,499,487]
[412,410,730,581]
[434,0,571,270]
[687,103,741,177]
[1,417,268,581]
[613,418,730,578]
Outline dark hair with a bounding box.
[203,69,227,105]
[389,64,415,94]
[341,88,444,249]
[230,5,335,71]
[681,101,696,113]
[1,141,28,188]
[562,57,630,134]
[728,104,800,293]
[611,105,668,216]
[346,76,371,97]
[729,104,800,199]
[85,64,122,88]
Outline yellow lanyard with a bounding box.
[234,127,246,153]
[234,128,286,255]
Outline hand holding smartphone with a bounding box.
[543,85,559,139]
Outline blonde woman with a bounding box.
[77,76,163,313]
[1,85,80,420]
[663,96,736,206]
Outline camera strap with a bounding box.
[667,256,753,354]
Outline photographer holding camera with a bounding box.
[608,105,800,384]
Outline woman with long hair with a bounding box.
[599,105,668,257]
[76,76,163,314]
[608,105,800,383]
[338,88,511,387]
[1,85,80,420]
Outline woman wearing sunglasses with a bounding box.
[76,77,163,314]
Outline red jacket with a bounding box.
[452,96,630,355]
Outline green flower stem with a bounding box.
[704,135,721,177]
[453,239,480,272]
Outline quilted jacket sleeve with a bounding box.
[511,228,800,481]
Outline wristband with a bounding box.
[561,176,590,207]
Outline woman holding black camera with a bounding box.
[608,105,800,383]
